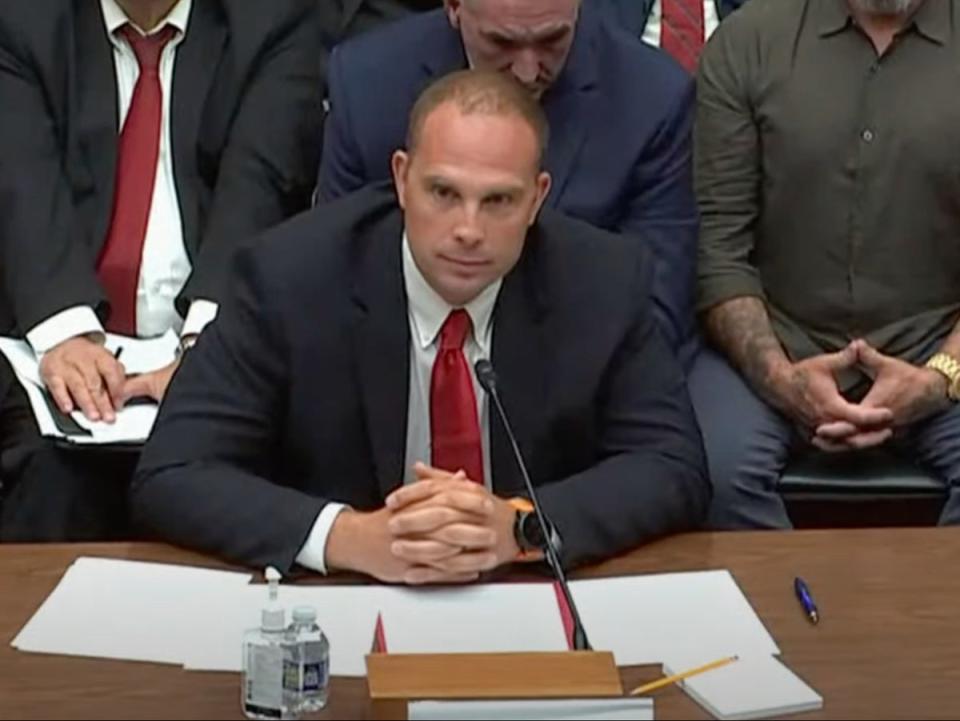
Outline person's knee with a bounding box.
[1,447,135,542]
[689,350,793,528]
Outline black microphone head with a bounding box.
[474,359,498,394]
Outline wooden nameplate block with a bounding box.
[366,651,622,721]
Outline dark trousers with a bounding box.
[688,349,960,529]
[0,358,139,542]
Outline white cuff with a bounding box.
[180,300,219,339]
[27,306,105,356]
[295,503,349,575]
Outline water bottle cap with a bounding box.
[292,606,317,624]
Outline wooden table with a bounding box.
[2,528,959,720]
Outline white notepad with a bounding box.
[662,654,822,720]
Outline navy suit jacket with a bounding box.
[132,185,709,573]
[593,0,746,35]
[316,5,698,354]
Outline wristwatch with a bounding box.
[925,353,960,401]
[509,498,560,557]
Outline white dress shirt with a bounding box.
[26,0,217,356]
[296,234,503,574]
[641,0,721,50]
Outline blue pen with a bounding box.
[794,577,819,624]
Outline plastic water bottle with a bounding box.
[242,568,297,720]
[285,606,330,713]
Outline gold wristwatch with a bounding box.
[925,353,960,402]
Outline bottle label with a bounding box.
[302,659,329,692]
[244,645,284,717]
[283,659,300,692]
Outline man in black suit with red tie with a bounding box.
[0,0,323,540]
[132,70,709,581]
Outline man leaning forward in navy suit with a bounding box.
[132,71,709,581]
[318,0,700,360]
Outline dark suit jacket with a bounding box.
[0,0,324,335]
[316,5,698,354]
[593,0,747,35]
[320,0,440,50]
[132,185,710,573]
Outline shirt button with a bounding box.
[862,129,875,143]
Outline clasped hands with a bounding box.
[777,339,951,452]
[326,462,524,585]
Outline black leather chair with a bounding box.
[778,448,946,528]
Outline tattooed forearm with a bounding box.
[703,296,792,406]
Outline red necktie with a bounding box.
[430,310,484,485]
[662,0,704,74]
[96,24,176,335]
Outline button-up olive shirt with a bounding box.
[696,0,960,378]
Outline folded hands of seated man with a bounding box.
[326,462,521,585]
[40,335,180,423]
[774,340,949,453]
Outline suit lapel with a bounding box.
[541,10,599,208]
[489,240,549,497]
[73,0,119,249]
[352,213,411,500]
[171,0,227,255]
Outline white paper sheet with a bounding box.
[104,330,179,376]
[570,570,780,666]
[410,699,654,721]
[12,558,252,665]
[69,404,160,443]
[380,583,569,656]
[662,653,822,720]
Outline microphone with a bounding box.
[474,359,592,652]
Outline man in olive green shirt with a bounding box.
[692,0,960,528]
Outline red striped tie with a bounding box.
[430,310,484,485]
[662,0,705,74]
[96,24,176,334]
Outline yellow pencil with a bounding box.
[629,655,739,696]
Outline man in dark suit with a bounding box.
[320,0,442,51]
[132,71,709,579]
[0,0,323,540]
[593,0,746,72]
[317,0,698,357]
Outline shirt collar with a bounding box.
[818,0,947,44]
[818,0,855,36]
[912,0,949,45]
[101,0,191,43]
[402,233,501,355]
